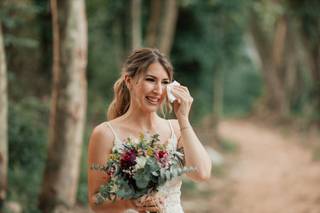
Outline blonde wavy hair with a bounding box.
[107,48,174,120]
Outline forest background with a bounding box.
[0,0,319,212]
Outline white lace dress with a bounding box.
[106,120,184,213]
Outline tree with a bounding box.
[289,0,320,122]
[145,0,178,56]
[249,0,320,120]
[249,3,297,118]
[131,0,142,49]
[0,23,8,210]
[38,0,87,212]
[159,0,178,56]
[146,0,162,48]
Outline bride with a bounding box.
[88,48,211,212]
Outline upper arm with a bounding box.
[87,123,114,202]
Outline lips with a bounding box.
[145,96,161,105]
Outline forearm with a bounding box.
[179,119,212,181]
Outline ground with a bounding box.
[182,119,320,213]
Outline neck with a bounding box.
[119,104,161,132]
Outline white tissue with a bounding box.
[167,80,180,103]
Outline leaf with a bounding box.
[117,180,134,199]
[134,169,150,189]
[165,171,171,181]
[152,171,159,176]
[145,157,160,172]
[136,177,149,189]
[90,163,107,171]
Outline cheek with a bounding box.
[132,83,150,99]
[141,82,154,93]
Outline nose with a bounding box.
[153,82,163,94]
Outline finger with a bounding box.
[145,206,161,212]
[179,85,190,94]
[171,87,187,98]
[138,199,154,208]
[173,85,187,93]
[133,199,146,209]
[173,85,190,95]
[142,201,154,207]
[136,198,164,212]
[138,205,158,212]
[172,88,192,101]
[172,86,193,102]
[146,198,162,207]
[171,90,189,103]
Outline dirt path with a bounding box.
[183,119,320,213]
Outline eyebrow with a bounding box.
[145,74,169,81]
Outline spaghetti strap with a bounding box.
[105,122,121,146]
[168,120,178,151]
[168,120,176,139]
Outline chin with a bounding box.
[141,98,161,113]
[143,105,159,113]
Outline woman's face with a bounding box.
[129,62,170,113]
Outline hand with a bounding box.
[132,195,165,213]
[170,84,193,122]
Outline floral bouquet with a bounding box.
[91,133,194,204]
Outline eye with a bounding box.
[145,78,155,82]
[162,81,170,85]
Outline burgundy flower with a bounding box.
[157,150,168,159]
[120,149,137,169]
[156,150,169,167]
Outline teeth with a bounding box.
[146,96,159,104]
[148,97,158,101]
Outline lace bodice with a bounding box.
[106,120,184,213]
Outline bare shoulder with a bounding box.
[89,122,114,145]
[88,122,115,163]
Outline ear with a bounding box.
[124,74,132,90]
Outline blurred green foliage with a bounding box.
[1,0,319,211]
[8,97,49,213]
[172,0,261,118]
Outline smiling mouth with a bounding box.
[145,96,160,105]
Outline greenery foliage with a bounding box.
[91,133,194,203]
[8,97,49,213]
[172,0,260,119]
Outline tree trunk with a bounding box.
[269,16,289,116]
[212,65,223,144]
[131,0,142,49]
[250,13,290,117]
[213,67,223,119]
[308,44,320,118]
[112,19,124,69]
[146,0,162,48]
[301,32,320,120]
[288,0,320,120]
[37,0,52,89]
[38,0,87,212]
[0,23,8,210]
[283,21,301,107]
[159,0,178,56]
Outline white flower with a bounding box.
[144,132,152,142]
[135,156,147,170]
[110,182,119,192]
[130,135,139,144]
